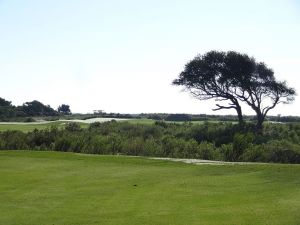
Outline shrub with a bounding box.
[198,141,220,160]
[219,144,234,161]
[242,140,300,163]
[65,122,81,132]
[232,132,254,161]
[1,120,300,163]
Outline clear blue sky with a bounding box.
[1,0,300,115]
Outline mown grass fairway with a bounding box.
[0,122,88,132]
[1,151,300,225]
[0,122,62,132]
[0,120,226,132]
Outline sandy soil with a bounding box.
[150,157,266,165]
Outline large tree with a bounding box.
[20,100,58,116]
[173,51,296,129]
[173,51,252,125]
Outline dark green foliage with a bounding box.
[0,97,67,121]
[20,100,58,116]
[0,121,300,163]
[0,97,12,107]
[165,114,192,121]
[242,140,300,163]
[230,132,254,161]
[58,104,71,115]
[65,122,82,132]
[0,97,16,120]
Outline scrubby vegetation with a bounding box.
[1,121,300,163]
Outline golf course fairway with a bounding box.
[0,151,300,225]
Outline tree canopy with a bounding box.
[58,104,71,115]
[21,100,58,116]
[0,98,61,120]
[0,97,12,107]
[173,51,296,129]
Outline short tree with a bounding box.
[58,104,71,115]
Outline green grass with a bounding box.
[124,118,157,124]
[0,119,157,132]
[123,119,232,125]
[0,119,156,132]
[0,121,61,132]
[0,122,88,132]
[1,151,300,225]
[0,118,234,132]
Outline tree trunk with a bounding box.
[235,105,244,127]
[256,112,264,131]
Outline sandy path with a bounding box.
[150,157,266,165]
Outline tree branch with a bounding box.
[212,104,237,111]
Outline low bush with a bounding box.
[242,140,300,163]
[1,121,300,163]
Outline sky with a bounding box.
[1,0,300,115]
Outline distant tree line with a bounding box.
[2,97,300,123]
[0,97,71,121]
[142,113,300,123]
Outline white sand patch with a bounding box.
[150,157,267,165]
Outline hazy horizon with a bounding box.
[1,0,300,116]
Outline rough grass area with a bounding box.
[1,151,300,225]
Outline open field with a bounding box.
[0,121,89,132]
[0,118,233,132]
[1,151,300,225]
[0,118,134,132]
[126,119,223,125]
[0,121,65,132]
[1,118,288,133]
[0,118,131,132]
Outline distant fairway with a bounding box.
[0,118,229,132]
[0,121,88,132]
[1,151,300,225]
[0,118,133,132]
[0,118,127,132]
[0,119,155,132]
